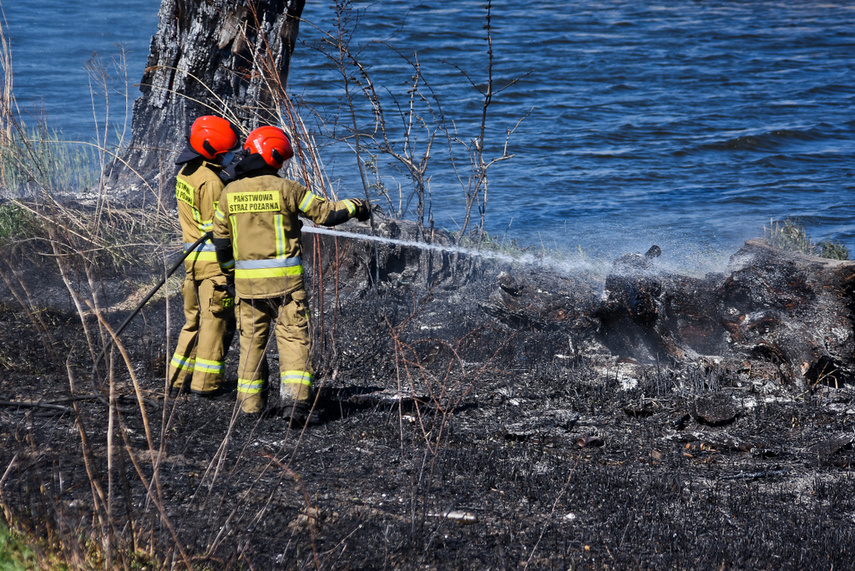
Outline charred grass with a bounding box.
[1,234,855,570]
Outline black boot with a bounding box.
[190,385,235,400]
[280,400,319,428]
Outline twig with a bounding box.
[720,469,787,481]
[0,400,73,413]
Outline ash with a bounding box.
[1,215,854,570]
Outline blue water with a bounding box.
[2,0,158,140]
[5,1,855,270]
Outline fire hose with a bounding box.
[90,234,208,407]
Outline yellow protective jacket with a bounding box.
[176,159,227,280]
[212,169,361,299]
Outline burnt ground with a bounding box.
[2,221,855,570]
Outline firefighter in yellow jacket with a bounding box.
[168,115,239,397]
[212,125,370,424]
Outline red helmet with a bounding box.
[244,126,293,169]
[189,115,239,161]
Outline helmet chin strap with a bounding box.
[220,151,235,167]
[202,139,218,159]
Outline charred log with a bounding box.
[720,239,855,386]
[479,268,601,336]
[594,239,855,386]
[483,238,855,388]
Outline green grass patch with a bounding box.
[0,520,39,571]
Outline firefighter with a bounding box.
[212,125,370,425]
[168,115,240,397]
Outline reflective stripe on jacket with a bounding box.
[176,160,227,280]
[213,172,360,299]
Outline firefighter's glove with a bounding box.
[204,231,214,242]
[352,198,371,222]
[225,277,236,300]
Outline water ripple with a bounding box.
[6,0,854,260]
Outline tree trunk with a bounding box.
[105,0,305,205]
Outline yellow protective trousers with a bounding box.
[235,290,314,414]
[168,275,235,393]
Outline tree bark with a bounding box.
[105,0,306,204]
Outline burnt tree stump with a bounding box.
[720,239,855,386]
[105,0,306,203]
[599,239,855,386]
[485,239,855,388]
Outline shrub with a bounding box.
[765,218,849,260]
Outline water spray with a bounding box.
[301,227,731,279]
[302,226,518,263]
[302,225,609,276]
